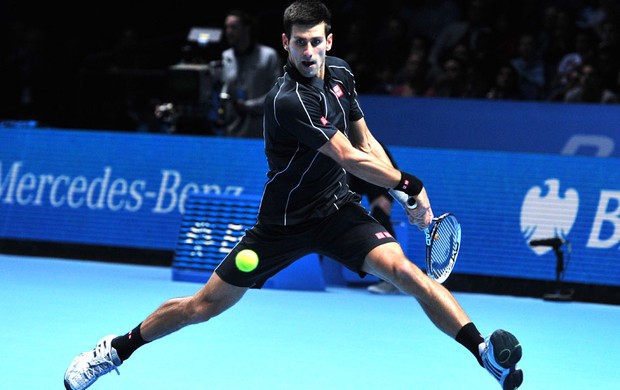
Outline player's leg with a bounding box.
[65,221,306,390]
[140,273,248,342]
[366,197,401,294]
[362,245,523,389]
[64,273,248,390]
[361,242,471,337]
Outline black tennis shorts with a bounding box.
[215,202,398,288]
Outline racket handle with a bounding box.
[388,189,417,209]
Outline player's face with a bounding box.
[282,23,332,79]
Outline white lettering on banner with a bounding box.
[50,175,70,207]
[587,190,620,249]
[0,161,244,215]
[0,161,21,203]
[16,172,37,204]
[126,180,145,212]
[153,170,183,213]
[151,170,242,214]
[86,167,112,209]
[562,134,615,157]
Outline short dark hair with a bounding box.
[226,9,257,33]
[283,0,332,38]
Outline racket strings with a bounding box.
[428,216,461,280]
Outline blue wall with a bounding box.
[361,96,620,158]
[1,97,619,286]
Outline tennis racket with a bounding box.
[388,189,461,284]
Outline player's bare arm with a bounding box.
[318,129,432,228]
[348,118,394,168]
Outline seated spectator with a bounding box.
[390,51,431,97]
[485,63,523,100]
[428,0,493,78]
[335,19,377,93]
[425,57,468,98]
[596,43,620,93]
[510,32,549,100]
[564,62,619,103]
[547,28,599,101]
[371,13,414,94]
[408,0,462,42]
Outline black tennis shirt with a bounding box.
[259,56,365,226]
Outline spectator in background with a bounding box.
[335,19,377,93]
[217,9,283,138]
[542,7,578,73]
[427,0,493,79]
[370,12,414,94]
[547,27,599,101]
[510,32,549,100]
[425,57,468,98]
[408,0,462,42]
[485,62,522,100]
[563,62,619,103]
[597,16,620,48]
[389,50,431,97]
[595,42,620,93]
[576,0,620,38]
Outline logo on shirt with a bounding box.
[320,116,329,126]
[375,231,393,240]
[332,85,344,98]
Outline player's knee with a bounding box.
[392,260,433,296]
[390,259,417,284]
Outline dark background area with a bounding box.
[0,1,295,129]
[2,1,619,131]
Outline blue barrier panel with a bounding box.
[360,96,620,158]
[1,127,619,286]
[0,127,267,250]
[389,146,620,286]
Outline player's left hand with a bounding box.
[406,187,433,229]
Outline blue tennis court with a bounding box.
[1,253,618,389]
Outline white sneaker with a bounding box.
[64,335,122,390]
[367,280,400,295]
[480,329,523,390]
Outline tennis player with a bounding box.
[64,2,523,389]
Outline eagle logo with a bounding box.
[520,179,579,255]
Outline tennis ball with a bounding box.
[235,249,259,272]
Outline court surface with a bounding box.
[1,253,618,389]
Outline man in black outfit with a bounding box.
[63,2,524,390]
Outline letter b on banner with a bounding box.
[587,190,620,248]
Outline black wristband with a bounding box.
[395,171,424,196]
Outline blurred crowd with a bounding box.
[1,0,619,132]
[330,0,620,103]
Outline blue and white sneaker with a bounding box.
[64,335,121,390]
[480,329,523,390]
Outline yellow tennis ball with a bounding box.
[235,249,259,272]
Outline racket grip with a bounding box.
[388,189,417,209]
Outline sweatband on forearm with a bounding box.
[394,171,424,196]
